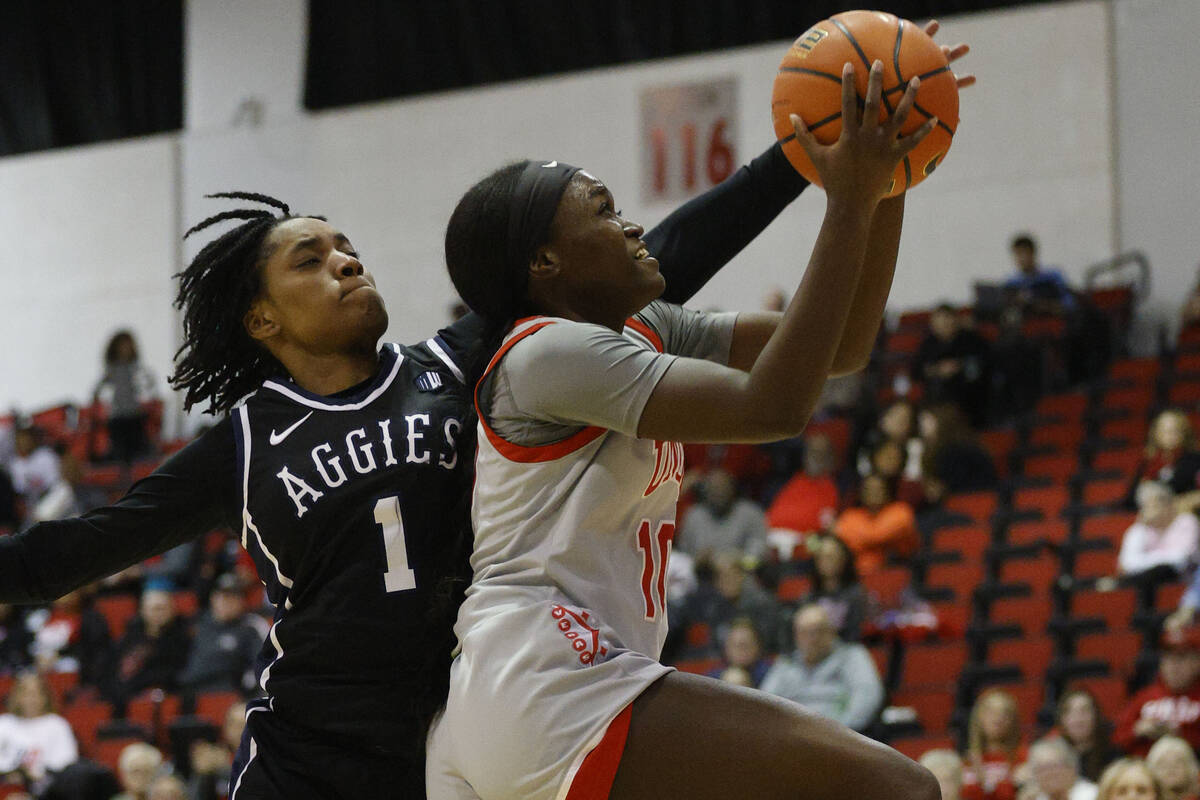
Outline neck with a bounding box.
[277,343,381,397]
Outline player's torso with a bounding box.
[232,342,469,741]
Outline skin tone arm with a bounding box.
[638,61,936,444]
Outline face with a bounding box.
[534,172,664,324]
[114,335,136,362]
[11,675,48,717]
[814,538,847,581]
[14,430,35,457]
[1140,487,1176,528]
[880,403,914,441]
[1061,694,1098,743]
[1109,765,1158,800]
[804,435,835,477]
[794,607,836,664]
[704,470,737,513]
[714,558,745,600]
[141,590,174,631]
[872,441,904,477]
[861,475,890,510]
[1031,751,1078,797]
[120,752,160,793]
[1154,414,1188,452]
[211,590,244,623]
[247,218,387,358]
[1150,747,1196,793]
[724,626,761,667]
[1161,649,1200,692]
[919,409,940,441]
[1013,243,1037,274]
[979,695,1015,743]
[931,309,958,341]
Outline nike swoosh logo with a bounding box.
[269,412,314,446]
[542,160,558,168]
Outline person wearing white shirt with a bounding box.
[0,672,78,792]
[1025,737,1098,800]
[1118,482,1200,577]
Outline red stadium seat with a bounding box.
[1082,478,1129,508]
[862,567,912,607]
[1028,425,1085,453]
[930,602,970,638]
[1169,380,1200,407]
[1071,588,1137,631]
[897,310,934,331]
[172,590,199,617]
[1100,387,1154,416]
[891,688,955,731]
[126,691,182,740]
[1007,519,1070,547]
[887,330,923,355]
[980,430,1018,479]
[1091,448,1143,478]
[891,734,957,761]
[1005,682,1046,728]
[899,641,968,690]
[1067,676,1127,719]
[1073,548,1119,580]
[1023,453,1081,482]
[62,701,113,756]
[1157,583,1188,612]
[1179,325,1200,352]
[91,736,147,772]
[1036,392,1088,420]
[930,525,991,562]
[1023,317,1066,340]
[924,562,985,601]
[989,636,1056,682]
[195,691,243,727]
[1080,513,1137,547]
[1012,485,1070,520]
[94,594,139,638]
[1108,358,1162,385]
[1175,352,1200,375]
[674,657,723,676]
[989,596,1053,636]
[1098,417,1150,447]
[997,557,1059,593]
[1075,630,1143,677]
[945,491,998,522]
[44,671,79,705]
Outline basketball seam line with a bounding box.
[912,99,955,135]
[831,18,874,74]
[778,66,842,83]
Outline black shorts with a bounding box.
[229,699,425,799]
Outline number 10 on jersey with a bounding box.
[636,520,675,620]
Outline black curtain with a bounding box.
[305,0,1052,110]
[0,0,182,157]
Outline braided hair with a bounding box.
[169,192,294,414]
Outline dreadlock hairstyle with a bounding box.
[170,192,294,414]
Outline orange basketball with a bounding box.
[771,10,959,197]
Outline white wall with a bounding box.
[1,0,1193,417]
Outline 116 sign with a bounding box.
[640,77,738,203]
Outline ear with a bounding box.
[527,246,561,282]
[243,298,280,342]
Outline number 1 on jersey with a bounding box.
[374,496,416,592]
[636,520,675,619]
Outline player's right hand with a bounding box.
[790,60,936,204]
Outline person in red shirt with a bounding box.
[834,473,919,575]
[766,433,840,536]
[1116,626,1200,757]
[962,687,1028,800]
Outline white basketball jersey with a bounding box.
[456,315,688,661]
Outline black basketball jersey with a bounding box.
[231,337,470,753]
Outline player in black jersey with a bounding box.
[0,144,816,799]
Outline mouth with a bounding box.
[341,280,374,299]
[632,243,656,264]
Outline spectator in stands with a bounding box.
[0,604,32,675]
[1055,688,1122,783]
[146,774,187,800]
[766,433,840,536]
[27,585,111,686]
[834,473,919,576]
[1125,411,1200,512]
[28,453,106,524]
[798,534,869,642]
[0,672,78,793]
[188,700,244,800]
[1146,736,1200,800]
[963,687,1028,800]
[8,424,59,523]
[919,404,998,502]
[93,330,157,464]
[179,573,266,696]
[870,439,927,508]
[1095,759,1161,800]
[1005,233,1076,314]
[677,469,769,563]
[671,551,780,658]
[992,305,1043,420]
[1025,736,1098,800]
[759,604,883,733]
[914,303,993,428]
[707,618,771,688]
[922,749,965,800]
[112,742,163,800]
[1116,626,1200,756]
[101,587,191,711]
[856,399,920,480]
[1118,482,1199,579]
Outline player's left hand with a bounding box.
[923,20,976,89]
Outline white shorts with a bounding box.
[426,599,672,800]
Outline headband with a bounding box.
[504,160,581,313]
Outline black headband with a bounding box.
[504,160,581,312]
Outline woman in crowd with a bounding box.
[1146,737,1200,800]
[93,331,158,464]
[1095,759,1161,800]
[1054,688,1122,783]
[963,688,1028,800]
[834,473,920,576]
[707,617,771,688]
[800,534,869,642]
[1118,482,1199,579]
[1125,410,1200,511]
[0,672,79,794]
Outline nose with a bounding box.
[335,253,363,278]
[623,221,644,238]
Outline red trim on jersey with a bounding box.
[624,317,664,353]
[475,319,606,463]
[564,703,633,800]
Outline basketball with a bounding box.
[771,10,960,197]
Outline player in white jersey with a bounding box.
[429,63,945,800]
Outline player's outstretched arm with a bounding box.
[647,142,808,305]
[638,63,935,445]
[0,422,239,604]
